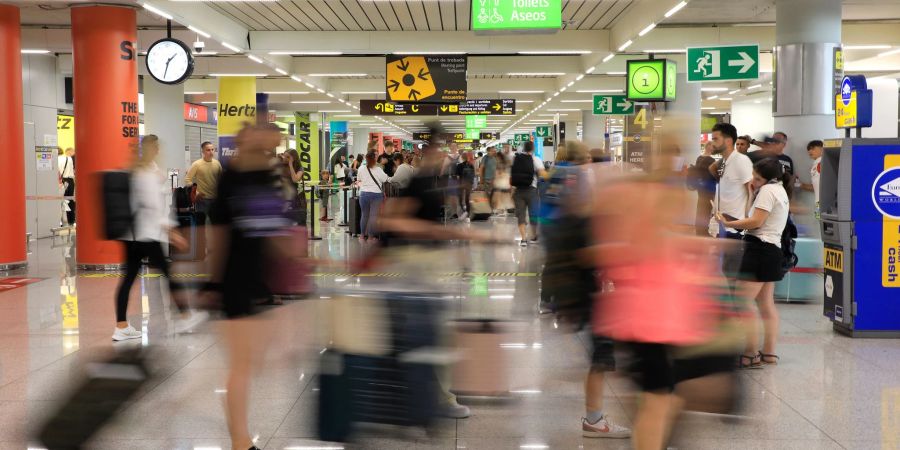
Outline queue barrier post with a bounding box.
[308,185,322,241]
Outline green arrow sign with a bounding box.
[466,114,487,128]
[535,126,551,138]
[514,133,530,143]
[465,128,481,139]
[687,44,759,82]
[593,94,635,115]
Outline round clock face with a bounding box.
[146,39,194,84]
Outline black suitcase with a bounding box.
[37,349,149,449]
[349,196,362,236]
[171,212,206,261]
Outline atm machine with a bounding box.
[820,138,900,337]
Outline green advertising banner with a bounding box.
[471,0,562,31]
[687,44,759,82]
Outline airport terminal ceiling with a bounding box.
[11,0,900,135]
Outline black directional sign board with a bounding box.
[438,99,516,115]
[386,55,467,103]
[480,132,500,140]
[360,100,437,116]
[413,132,432,141]
[410,132,488,143]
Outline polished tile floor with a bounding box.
[0,217,895,450]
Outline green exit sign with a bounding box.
[627,59,677,102]
[535,126,551,137]
[466,115,487,128]
[471,0,562,31]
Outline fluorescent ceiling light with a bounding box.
[606,71,626,75]
[265,91,309,94]
[638,23,656,37]
[326,92,335,98]
[275,68,288,75]
[719,97,733,100]
[184,91,206,94]
[291,101,332,104]
[394,51,466,55]
[878,48,900,57]
[576,74,585,81]
[844,45,891,50]
[746,84,762,89]
[247,55,263,64]
[566,81,575,87]
[221,42,242,53]
[21,49,50,54]
[308,73,367,77]
[710,111,728,115]
[617,40,633,52]
[560,99,592,103]
[304,82,315,89]
[664,1,688,18]
[644,49,686,54]
[507,72,565,76]
[318,110,352,113]
[269,51,343,55]
[728,89,741,94]
[701,87,729,92]
[187,25,210,39]
[518,50,592,55]
[209,73,266,77]
[708,95,719,100]
[142,3,172,20]
[341,91,384,94]
[517,100,535,103]
[498,90,545,94]
[602,53,615,63]
[201,101,217,104]
[576,89,623,93]
[316,88,325,93]
[585,66,596,74]
[701,107,715,110]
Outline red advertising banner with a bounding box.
[183,103,208,122]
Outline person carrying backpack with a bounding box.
[716,157,793,369]
[510,141,547,246]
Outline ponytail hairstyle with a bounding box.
[753,158,793,199]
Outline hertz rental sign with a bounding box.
[471,0,562,31]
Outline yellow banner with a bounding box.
[825,248,844,273]
[217,77,256,137]
[295,112,319,184]
[57,114,75,152]
[835,91,857,128]
[884,155,900,287]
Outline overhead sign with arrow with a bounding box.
[687,44,759,82]
[535,126,551,138]
[386,55,467,103]
[593,94,634,115]
[438,99,516,115]
[360,100,437,116]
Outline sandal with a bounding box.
[738,353,763,369]
[758,351,779,366]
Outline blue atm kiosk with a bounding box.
[820,138,900,337]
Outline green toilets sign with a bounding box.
[471,0,562,31]
[687,45,759,82]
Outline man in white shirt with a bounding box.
[709,123,753,279]
[801,140,824,219]
[511,141,548,246]
[58,147,76,225]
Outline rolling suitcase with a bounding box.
[451,319,513,396]
[349,196,362,236]
[170,212,206,261]
[468,190,492,221]
[266,226,312,298]
[37,349,149,449]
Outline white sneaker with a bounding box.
[519,240,528,247]
[440,400,471,419]
[582,416,631,438]
[173,310,210,334]
[112,325,142,342]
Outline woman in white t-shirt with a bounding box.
[717,158,791,369]
[356,151,389,241]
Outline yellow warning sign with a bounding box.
[825,248,844,273]
[387,57,436,102]
[385,55,467,102]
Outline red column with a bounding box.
[71,5,138,267]
[0,5,27,268]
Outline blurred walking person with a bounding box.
[206,123,300,450]
[113,134,207,341]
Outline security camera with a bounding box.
[193,40,205,54]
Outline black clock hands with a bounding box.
[163,52,177,78]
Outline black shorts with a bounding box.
[738,236,785,282]
[590,335,616,372]
[627,342,675,393]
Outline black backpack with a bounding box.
[101,170,134,241]
[510,153,536,188]
[780,215,799,276]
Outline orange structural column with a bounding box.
[0,5,27,268]
[71,5,138,267]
